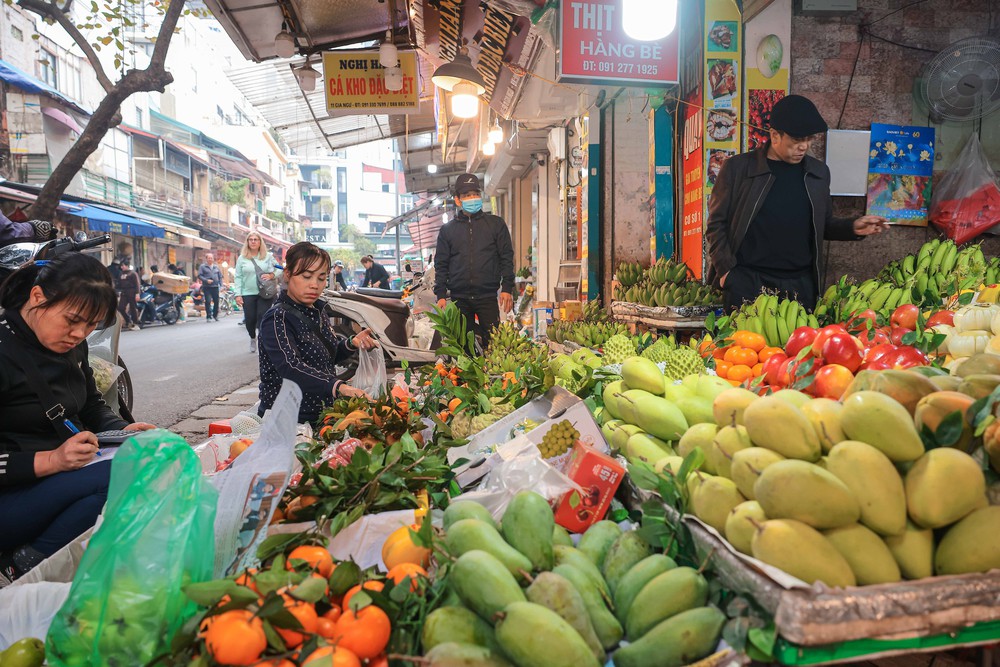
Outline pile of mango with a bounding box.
[423,492,724,667]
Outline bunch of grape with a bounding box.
[537,420,580,458]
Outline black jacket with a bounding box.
[706,146,859,289]
[362,262,390,289]
[434,210,515,301]
[258,293,356,424]
[0,309,128,487]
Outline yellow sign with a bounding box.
[322,50,420,114]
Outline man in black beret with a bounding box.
[707,95,888,313]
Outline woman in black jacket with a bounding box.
[258,243,377,425]
[0,253,154,583]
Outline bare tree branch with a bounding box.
[149,0,187,68]
[17,0,115,93]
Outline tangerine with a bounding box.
[727,365,754,384]
[253,660,295,667]
[288,545,335,577]
[315,616,338,640]
[714,360,732,379]
[385,563,427,591]
[203,610,267,666]
[301,646,361,667]
[733,331,767,352]
[234,568,259,593]
[367,655,389,667]
[381,524,430,569]
[758,346,785,363]
[728,347,758,367]
[752,363,764,377]
[342,581,384,610]
[333,606,391,660]
[322,605,342,623]
[275,596,319,648]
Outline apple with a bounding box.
[926,309,955,328]
[812,325,848,357]
[761,352,789,386]
[821,332,864,373]
[862,343,898,370]
[784,326,818,358]
[813,364,855,400]
[784,356,820,393]
[888,346,929,369]
[858,327,890,349]
[891,304,919,330]
[845,309,877,333]
[890,327,914,346]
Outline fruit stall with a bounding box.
[1,240,1000,667]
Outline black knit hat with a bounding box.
[768,95,828,136]
[454,173,482,195]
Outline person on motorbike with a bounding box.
[235,232,281,354]
[0,252,154,584]
[257,242,378,425]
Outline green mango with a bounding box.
[424,642,514,667]
[826,441,906,536]
[444,501,498,531]
[883,521,934,580]
[625,391,689,441]
[525,572,604,663]
[450,550,526,624]
[823,523,902,585]
[447,519,534,580]
[422,607,501,653]
[751,519,856,588]
[626,432,675,466]
[0,638,45,667]
[676,423,719,474]
[576,520,622,569]
[495,602,602,667]
[552,564,623,650]
[754,460,860,530]
[730,447,784,500]
[553,545,610,598]
[601,530,653,596]
[603,380,626,420]
[707,425,752,479]
[612,554,678,624]
[501,490,555,571]
[690,476,745,535]
[625,566,708,639]
[934,507,1000,575]
[614,607,726,667]
[600,418,624,443]
[552,524,574,547]
[621,357,665,394]
[611,423,644,452]
[724,500,767,555]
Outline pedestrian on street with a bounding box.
[257,242,378,425]
[360,255,390,289]
[116,263,141,330]
[332,260,347,290]
[434,173,515,348]
[235,232,281,353]
[707,95,888,313]
[198,252,223,322]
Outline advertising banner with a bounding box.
[323,50,420,114]
[743,0,790,149]
[866,124,935,226]
[681,92,705,279]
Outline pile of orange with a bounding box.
[712,331,783,386]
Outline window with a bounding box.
[39,49,57,88]
[217,105,225,123]
[136,108,144,128]
[337,167,347,193]
[10,26,23,41]
[371,222,386,234]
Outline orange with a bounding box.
[288,545,335,577]
[342,581,384,610]
[203,610,267,666]
[727,365,754,384]
[315,616,338,639]
[386,563,427,591]
[333,606,391,660]
[234,568,259,593]
[381,524,430,570]
[726,347,758,367]
[275,596,319,648]
[253,660,295,667]
[367,655,389,667]
[322,605,342,623]
[447,397,463,412]
[302,646,361,667]
[752,363,764,378]
[727,379,742,387]
[733,330,767,353]
[714,360,732,379]
[713,344,731,360]
[758,346,784,363]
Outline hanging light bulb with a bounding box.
[426,163,438,174]
[274,21,296,58]
[488,118,504,144]
[384,65,403,91]
[431,46,487,93]
[451,82,479,119]
[482,141,496,156]
[379,30,398,67]
[297,61,319,93]
[622,0,678,42]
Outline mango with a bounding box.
[601,530,653,595]
[824,523,902,585]
[826,441,906,536]
[934,507,1000,575]
[843,368,937,415]
[663,382,693,403]
[422,607,501,653]
[576,520,622,569]
[754,460,859,529]
[451,550,526,623]
[612,554,677,624]
[801,398,847,453]
[424,642,513,667]
[954,352,1000,378]
[730,447,785,500]
[600,419,623,444]
[592,407,608,426]
[956,373,1000,399]
[654,455,686,475]
[913,391,975,451]
[682,374,733,402]
[552,563,623,650]
[624,391,689,441]
[622,357,665,394]
[615,390,647,425]
[676,394,715,426]
[840,391,925,462]
[883,521,934,579]
[751,519,856,588]
[494,601,601,667]
[771,388,812,409]
[525,573,604,663]
[501,491,555,571]
[626,433,675,466]
[610,423,644,452]
[615,606,726,667]
[676,423,719,474]
[447,519,533,580]
[724,500,767,555]
[553,545,610,598]
[552,524,574,548]
[742,396,821,461]
[602,381,626,420]
[625,566,708,639]
[713,387,759,426]
[905,448,985,528]
[929,375,963,391]
[572,347,600,368]
[690,476,745,534]
[444,501,497,531]
[707,425,752,479]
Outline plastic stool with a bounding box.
[209,419,232,436]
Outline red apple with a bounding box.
[888,346,929,369]
[785,326,818,359]
[784,356,821,393]
[812,325,848,357]
[762,352,789,386]
[862,343,898,370]
[925,310,955,328]
[845,309,877,334]
[858,327,890,349]
[813,364,855,400]
[821,332,864,373]
[890,327,914,346]
[891,304,919,330]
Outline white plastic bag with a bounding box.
[353,347,387,397]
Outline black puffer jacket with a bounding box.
[434,210,515,301]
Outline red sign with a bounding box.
[681,92,705,279]
[558,0,679,85]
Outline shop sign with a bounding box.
[682,92,705,279]
[744,0,790,149]
[322,50,420,114]
[435,0,462,62]
[477,5,517,99]
[558,0,680,86]
[703,0,742,236]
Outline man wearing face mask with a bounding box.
[434,173,515,347]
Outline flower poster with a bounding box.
[866,124,935,226]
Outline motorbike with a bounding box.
[136,283,183,326]
[0,232,134,419]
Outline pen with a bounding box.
[65,419,101,457]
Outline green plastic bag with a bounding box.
[46,430,218,667]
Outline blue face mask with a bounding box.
[461,198,483,214]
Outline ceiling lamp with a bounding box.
[451,82,480,119]
[297,60,319,93]
[482,141,496,156]
[274,21,296,58]
[622,0,677,42]
[488,118,504,144]
[379,30,398,67]
[427,163,438,174]
[384,66,403,91]
[431,46,487,93]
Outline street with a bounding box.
[118,313,261,429]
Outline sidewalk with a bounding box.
[169,380,259,444]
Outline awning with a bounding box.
[0,59,89,114]
[0,185,81,213]
[41,107,85,133]
[72,204,165,238]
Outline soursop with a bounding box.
[663,346,706,381]
[451,412,472,439]
[470,413,501,433]
[603,334,637,365]
[641,336,676,363]
[489,396,516,418]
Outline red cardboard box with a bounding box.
[554,441,625,533]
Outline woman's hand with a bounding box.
[337,384,372,400]
[236,296,243,306]
[124,422,156,431]
[46,432,100,473]
[352,329,378,350]
[261,273,274,280]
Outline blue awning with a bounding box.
[0,59,89,114]
[73,204,165,238]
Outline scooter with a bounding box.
[136,284,183,326]
[0,232,134,419]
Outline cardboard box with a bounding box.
[554,442,625,532]
[151,272,190,294]
[533,301,554,338]
[561,300,583,322]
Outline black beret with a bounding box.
[768,95,828,136]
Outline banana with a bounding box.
[929,240,950,273]
[763,315,779,348]
[857,279,877,297]
[778,298,790,321]
[747,315,763,336]
[814,303,828,318]
[916,242,932,266]
[869,283,893,311]
[807,314,820,329]
[916,271,929,296]
[940,243,958,274]
[776,315,790,346]
[785,300,801,333]
[796,311,808,328]
[891,267,905,285]
[821,283,838,303]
